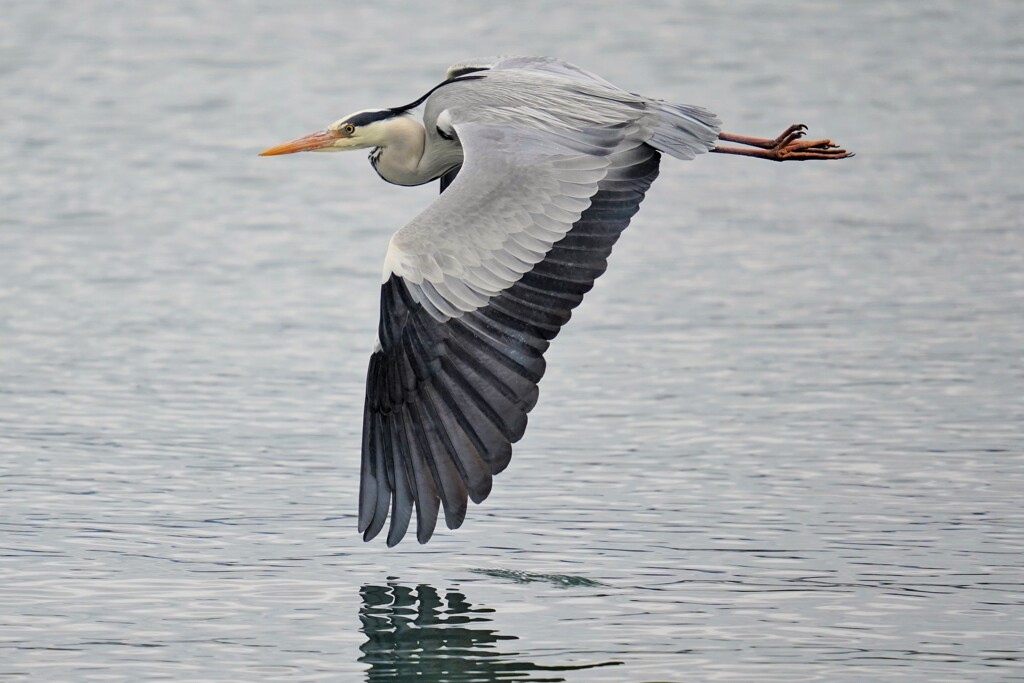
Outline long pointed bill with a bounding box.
[259,129,340,156]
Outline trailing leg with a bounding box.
[713,124,852,161]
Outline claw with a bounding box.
[771,124,822,152]
[773,124,808,148]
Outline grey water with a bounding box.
[2,1,1023,680]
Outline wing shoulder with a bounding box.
[382,121,624,320]
[444,56,619,88]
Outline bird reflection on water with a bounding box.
[358,581,620,682]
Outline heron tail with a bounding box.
[646,102,721,160]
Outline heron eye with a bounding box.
[343,124,356,135]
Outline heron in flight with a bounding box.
[261,56,851,546]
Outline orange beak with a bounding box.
[259,129,341,156]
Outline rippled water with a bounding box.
[3,1,1023,680]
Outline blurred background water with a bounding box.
[2,1,1023,680]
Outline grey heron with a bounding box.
[260,56,851,546]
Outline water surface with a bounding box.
[2,1,1023,680]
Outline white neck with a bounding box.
[369,117,461,187]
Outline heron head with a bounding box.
[259,109,398,156]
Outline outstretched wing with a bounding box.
[359,60,719,545]
[359,114,663,546]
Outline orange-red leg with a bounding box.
[713,124,853,161]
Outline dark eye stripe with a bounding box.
[344,110,395,128]
[339,72,489,130]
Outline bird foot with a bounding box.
[714,124,853,161]
[766,124,853,161]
